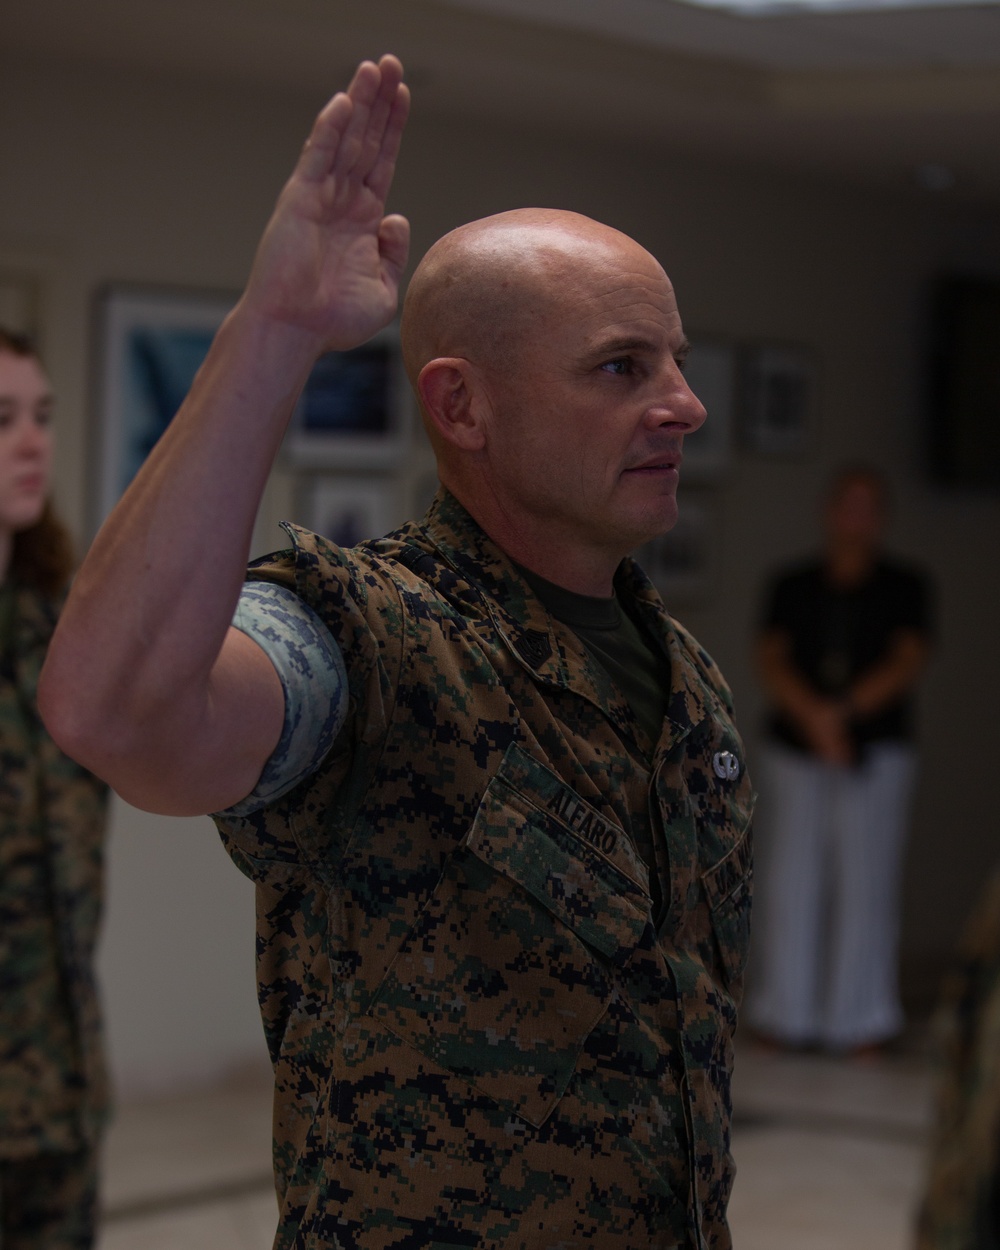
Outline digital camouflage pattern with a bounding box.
[0,582,109,1158]
[215,490,755,1250]
[229,581,349,815]
[0,1144,99,1248]
[916,868,1000,1250]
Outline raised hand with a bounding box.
[241,54,411,353]
[39,55,414,817]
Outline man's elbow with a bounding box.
[39,663,188,814]
[38,653,110,775]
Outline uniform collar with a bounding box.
[615,557,723,756]
[419,489,719,752]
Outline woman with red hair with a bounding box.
[0,329,108,1248]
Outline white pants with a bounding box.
[746,741,917,1049]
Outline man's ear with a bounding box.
[417,358,488,452]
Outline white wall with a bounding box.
[98,806,264,1097]
[3,53,999,1095]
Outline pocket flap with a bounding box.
[468,748,650,967]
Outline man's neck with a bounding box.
[443,479,623,597]
[501,544,620,598]
[512,561,621,627]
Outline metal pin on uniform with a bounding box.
[713,751,740,781]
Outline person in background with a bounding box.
[747,464,932,1055]
[0,330,109,1248]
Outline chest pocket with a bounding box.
[683,721,755,1000]
[369,744,651,1128]
[702,822,753,997]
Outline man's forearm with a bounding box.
[757,630,853,763]
[846,631,929,720]
[39,305,318,779]
[39,55,412,813]
[756,631,824,726]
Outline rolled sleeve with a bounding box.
[220,581,349,817]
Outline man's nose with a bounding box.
[645,366,707,433]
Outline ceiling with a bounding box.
[6,0,1000,204]
[456,0,1000,69]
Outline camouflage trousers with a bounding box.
[0,1145,98,1250]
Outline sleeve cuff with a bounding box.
[217,581,348,817]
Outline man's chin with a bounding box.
[628,502,680,549]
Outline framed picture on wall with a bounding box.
[678,337,737,480]
[0,271,43,341]
[740,343,816,457]
[283,323,413,470]
[301,475,401,546]
[91,284,236,533]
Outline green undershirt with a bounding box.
[514,563,671,750]
[513,563,671,916]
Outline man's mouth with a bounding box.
[625,457,681,474]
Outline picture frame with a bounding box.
[0,271,42,341]
[90,284,236,532]
[301,475,402,547]
[740,343,816,457]
[282,322,413,471]
[635,493,715,604]
[679,337,737,480]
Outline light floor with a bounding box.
[96,1038,937,1249]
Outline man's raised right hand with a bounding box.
[39,56,411,817]
[239,54,411,356]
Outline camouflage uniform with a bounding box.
[916,869,1000,1250]
[0,581,110,1245]
[215,491,754,1250]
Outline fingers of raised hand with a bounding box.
[339,55,407,199]
[297,57,407,205]
[378,214,411,290]
[365,79,410,205]
[296,91,354,185]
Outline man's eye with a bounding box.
[600,358,632,376]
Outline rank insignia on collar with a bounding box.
[514,629,552,668]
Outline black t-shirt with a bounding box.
[762,557,932,755]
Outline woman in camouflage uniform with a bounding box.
[0,330,109,1248]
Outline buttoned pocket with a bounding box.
[369,744,650,1127]
[672,712,755,1002]
[702,822,753,1000]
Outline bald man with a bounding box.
[41,58,753,1250]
